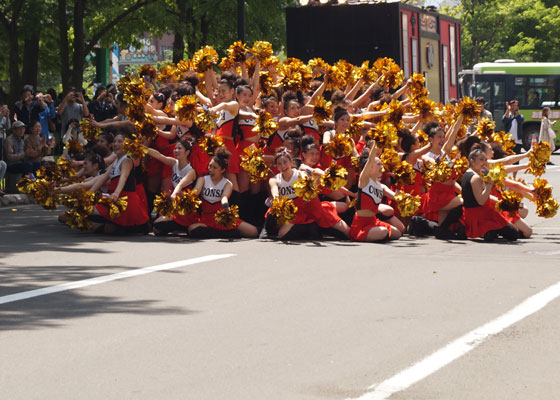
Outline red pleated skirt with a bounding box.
[350,215,392,241]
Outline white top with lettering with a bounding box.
[362,177,384,205]
[275,169,300,200]
[172,161,193,188]
[110,155,128,179]
[201,175,227,204]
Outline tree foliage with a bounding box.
[443,0,560,68]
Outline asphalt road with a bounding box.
[1,157,560,400]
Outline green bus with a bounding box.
[459,61,560,151]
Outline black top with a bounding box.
[461,170,480,208]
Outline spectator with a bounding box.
[502,100,524,154]
[56,87,90,145]
[88,86,117,122]
[539,106,556,155]
[14,87,35,130]
[24,121,53,172]
[62,119,88,158]
[476,96,493,121]
[3,121,35,174]
[0,103,11,160]
[33,91,56,138]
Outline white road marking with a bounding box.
[347,280,560,400]
[0,254,236,305]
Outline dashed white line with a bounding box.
[347,280,560,400]
[0,254,236,305]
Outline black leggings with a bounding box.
[486,225,518,241]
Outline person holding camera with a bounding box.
[0,104,11,160]
[56,87,90,140]
[33,92,56,139]
[88,86,117,122]
[61,119,88,158]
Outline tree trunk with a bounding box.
[201,15,209,47]
[7,22,21,110]
[71,0,86,90]
[172,0,187,63]
[58,0,71,93]
[22,30,40,90]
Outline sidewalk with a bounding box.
[0,193,34,208]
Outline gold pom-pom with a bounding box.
[356,61,378,84]
[269,196,299,225]
[138,64,157,81]
[123,136,148,159]
[491,131,515,156]
[125,102,147,124]
[412,97,437,121]
[394,161,416,187]
[334,59,355,86]
[29,178,59,210]
[308,57,328,77]
[346,116,365,140]
[192,46,219,73]
[424,160,452,183]
[417,129,430,147]
[227,41,248,63]
[173,189,201,215]
[97,195,128,219]
[277,58,312,92]
[293,173,320,202]
[536,197,559,218]
[194,110,216,134]
[475,118,495,141]
[373,57,404,89]
[320,163,348,191]
[214,204,240,228]
[453,156,469,180]
[175,59,193,81]
[409,73,428,99]
[313,96,333,126]
[79,119,102,141]
[251,41,273,61]
[457,96,482,122]
[252,110,278,138]
[65,139,84,157]
[154,193,175,217]
[526,142,552,177]
[17,175,35,194]
[381,147,401,173]
[61,189,97,230]
[219,56,235,71]
[324,133,354,159]
[394,191,422,217]
[384,100,405,128]
[495,190,522,213]
[174,95,198,122]
[483,162,507,189]
[532,178,553,204]
[262,56,279,70]
[240,146,270,183]
[135,115,158,140]
[369,121,399,149]
[324,64,346,91]
[259,71,274,96]
[198,135,223,156]
[158,63,178,83]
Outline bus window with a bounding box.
[513,76,557,108]
[475,81,491,100]
[492,81,505,125]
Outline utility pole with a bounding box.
[237,0,245,42]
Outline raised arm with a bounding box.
[358,142,377,189]
[146,146,176,167]
[442,115,464,155]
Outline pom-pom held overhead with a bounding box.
[251,41,273,62]
[227,41,248,63]
[313,96,333,126]
[192,46,219,73]
[252,111,278,138]
[457,96,482,122]
[373,57,404,89]
[174,95,198,122]
[123,136,148,159]
[475,118,495,141]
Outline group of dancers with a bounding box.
[25,42,557,242]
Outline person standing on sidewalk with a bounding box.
[502,100,524,155]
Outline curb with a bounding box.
[0,194,34,208]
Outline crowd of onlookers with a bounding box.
[0,83,118,195]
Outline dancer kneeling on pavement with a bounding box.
[461,149,518,241]
[187,147,258,239]
[145,140,197,235]
[350,142,402,242]
[266,147,350,241]
[88,132,150,234]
